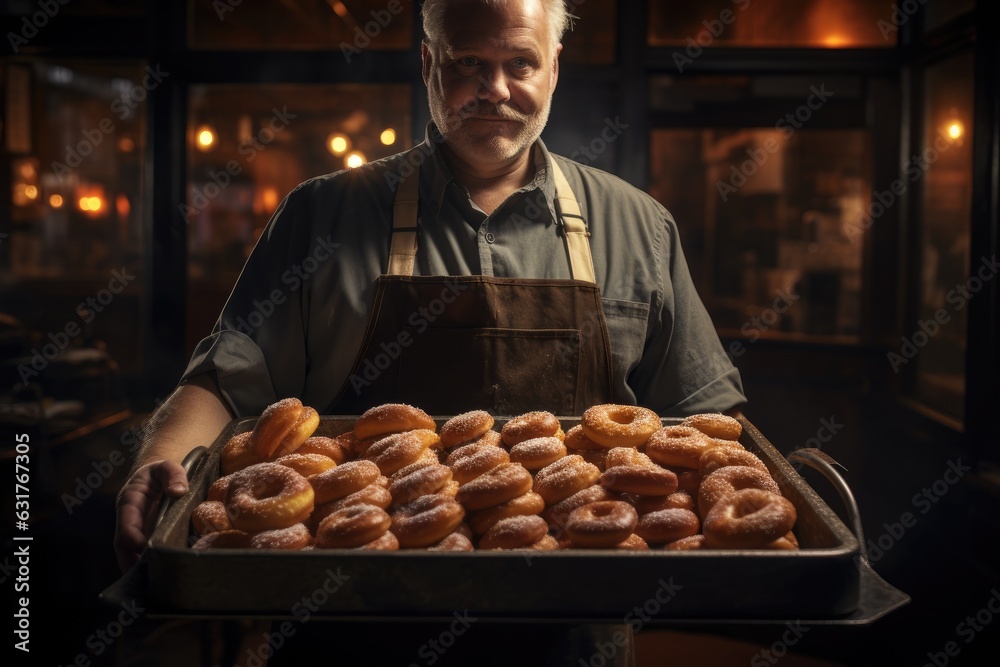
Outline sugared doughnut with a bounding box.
[565,501,638,548]
[635,508,700,544]
[355,531,400,551]
[315,504,392,548]
[249,523,311,550]
[225,462,315,532]
[599,464,678,496]
[509,436,567,471]
[620,490,695,515]
[564,425,603,451]
[580,404,661,449]
[446,443,511,485]
[532,455,601,506]
[645,425,712,469]
[297,435,351,464]
[577,449,608,471]
[664,534,705,551]
[467,491,546,535]
[765,535,799,550]
[192,529,251,550]
[674,468,701,494]
[697,465,780,517]
[615,534,650,550]
[221,432,259,474]
[427,531,474,551]
[207,475,231,502]
[681,413,742,441]
[389,463,453,505]
[478,515,549,550]
[543,485,616,530]
[191,500,231,534]
[391,494,466,548]
[251,398,319,459]
[702,489,797,548]
[440,411,495,447]
[455,462,533,511]
[354,403,436,440]
[605,447,655,469]
[501,411,560,447]
[274,452,336,477]
[364,429,438,475]
[524,534,560,551]
[309,460,381,504]
[324,484,393,512]
[699,445,768,477]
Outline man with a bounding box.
[116,0,745,663]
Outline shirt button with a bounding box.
[485,232,496,244]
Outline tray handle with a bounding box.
[153,445,209,530]
[785,447,867,563]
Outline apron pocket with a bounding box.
[398,326,580,416]
[601,298,651,381]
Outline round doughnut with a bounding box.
[479,515,548,550]
[467,491,545,535]
[207,475,231,503]
[565,501,638,548]
[697,465,780,517]
[274,453,336,477]
[191,500,231,534]
[543,485,616,530]
[599,464,678,496]
[440,480,460,497]
[249,523,311,550]
[564,425,603,451]
[702,489,797,548]
[765,535,799,550]
[315,504,391,548]
[663,490,696,512]
[619,490,695,515]
[364,429,438,475]
[389,464,453,505]
[427,531,474,552]
[501,411,560,447]
[221,432,259,474]
[355,531,400,551]
[580,404,661,449]
[645,425,713,469]
[709,438,744,451]
[297,435,351,464]
[635,508,700,544]
[681,413,742,441]
[308,487,393,532]
[605,447,655,469]
[577,449,608,471]
[532,455,601,506]
[309,460,381,504]
[523,534,559,551]
[391,494,466,548]
[440,411,495,447]
[225,462,315,532]
[675,468,701,494]
[664,534,705,551]
[192,529,251,550]
[354,403,436,440]
[455,462,533,511]
[446,443,510,485]
[251,398,319,459]
[615,534,650,551]
[509,436,567,471]
[470,429,503,449]
[699,445,768,477]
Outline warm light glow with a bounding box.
[380,128,397,145]
[18,162,36,179]
[946,121,964,140]
[24,185,38,200]
[331,0,349,17]
[195,124,217,151]
[116,193,131,218]
[345,151,366,168]
[118,136,135,153]
[49,194,64,208]
[78,196,103,212]
[327,133,350,156]
[262,186,279,211]
[822,34,849,47]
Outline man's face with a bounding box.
[422,0,561,170]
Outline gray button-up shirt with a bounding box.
[182,124,746,417]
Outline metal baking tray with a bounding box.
[113,416,908,624]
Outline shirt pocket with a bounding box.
[601,298,650,382]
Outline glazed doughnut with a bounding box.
[389,463,454,505]
[427,531,474,552]
[702,489,797,548]
[391,494,466,548]
[455,462,533,511]
[251,398,319,459]
[600,464,678,496]
[565,501,639,548]
[501,411,560,447]
[249,523,311,550]
[364,429,438,475]
[543,485,616,529]
[532,455,601,506]
[207,475,231,503]
[468,491,546,535]
[580,404,661,449]
[274,452,336,477]
[297,435,351,464]
[221,432,259,475]
[564,425,603,451]
[615,534,650,550]
[192,529,252,550]
[699,445,768,477]
[681,413,742,441]
[354,403,436,441]
[645,425,712,469]
[225,462,315,532]
[509,436,567,471]
[697,465,780,517]
[479,515,549,550]
[635,508,700,544]
[309,460,381,504]
[446,442,510,485]
[315,504,392,548]
[439,410,495,448]
[191,500,231,534]
[355,531,400,551]
[664,534,705,551]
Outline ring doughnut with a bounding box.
[391,494,466,548]
[315,504,392,548]
[297,435,351,464]
[681,413,742,441]
[221,432,259,474]
[699,445,768,477]
[308,485,393,531]
[274,453,336,477]
[697,465,780,517]
[532,455,601,506]
[309,460,381,504]
[191,500,231,534]
[354,403,436,441]
[389,463,454,505]
[364,429,438,475]
[501,411,560,447]
[524,534,560,551]
[634,508,700,544]
[565,501,639,548]
[440,411,495,448]
[564,425,603,451]
[427,531,474,552]
[446,442,510,485]
[580,404,661,449]
[577,449,608,471]
[543,485,615,530]
[645,425,713,469]
[251,398,320,459]
[509,436,567,471]
[468,491,546,535]
[664,534,705,551]
[455,462,533,511]
[192,529,251,550]
[674,468,701,494]
[599,464,678,496]
[225,462,315,532]
[605,447,655,469]
[615,534,650,550]
[354,531,400,551]
[207,475,232,503]
[478,515,549,550]
[702,489,797,548]
[249,523,311,550]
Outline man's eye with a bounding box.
[458,57,479,67]
[511,58,530,69]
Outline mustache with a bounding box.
[457,103,527,122]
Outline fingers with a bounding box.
[113,460,190,574]
[149,460,189,498]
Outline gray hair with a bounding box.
[421,0,570,56]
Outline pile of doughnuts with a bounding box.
[190,400,798,552]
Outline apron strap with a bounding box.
[387,156,597,283]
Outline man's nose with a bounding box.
[476,67,511,105]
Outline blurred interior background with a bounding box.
[0,0,997,665]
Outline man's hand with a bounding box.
[114,460,189,572]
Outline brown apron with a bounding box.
[327,159,615,417]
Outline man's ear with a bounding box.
[550,43,562,91]
[421,40,433,86]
